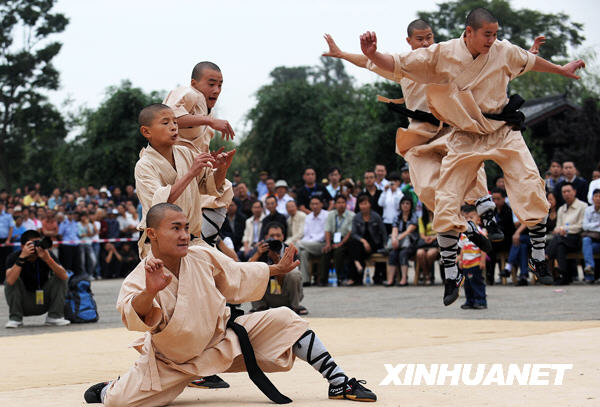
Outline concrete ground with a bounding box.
[1,276,599,406]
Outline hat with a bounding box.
[401,163,409,172]
[99,187,109,194]
[275,180,289,189]
[111,209,118,215]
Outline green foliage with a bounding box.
[0,0,69,190]
[417,0,584,60]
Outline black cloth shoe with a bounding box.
[188,375,230,389]
[460,303,474,309]
[528,258,553,285]
[516,278,528,286]
[482,213,504,243]
[329,377,377,402]
[464,220,492,254]
[443,270,464,306]
[473,303,487,309]
[84,382,109,403]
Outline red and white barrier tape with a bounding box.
[0,237,138,248]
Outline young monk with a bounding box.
[83,203,377,405]
[361,8,585,305]
[134,103,234,259]
[323,21,500,251]
[163,61,235,154]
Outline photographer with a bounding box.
[249,222,308,315]
[4,230,70,328]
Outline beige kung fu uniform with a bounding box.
[389,35,549,233]
[134,145,234,258]
[365,61,488,211]
[163,86,215,154]
[103,246,309,407]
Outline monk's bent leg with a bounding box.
[103,358,194,407]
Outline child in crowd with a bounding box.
[458,205,487,310]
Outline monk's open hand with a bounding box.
[192,152,217,176]
[145,258,172,294]
[322,34,342,58]
[528,35,545,55]
[209,118,235,141]
[360,31,378,58]
[213,149,236,171]
[270,244,300,276]
[561,59,586,79]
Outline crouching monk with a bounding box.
[84,203,376,405]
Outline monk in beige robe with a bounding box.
[362,7,585,301]
[83,203,377,405]
[134,104,234,258]
[163,61,235,154]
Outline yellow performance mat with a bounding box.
[1,318,599,406]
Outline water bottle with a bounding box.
[328,268,335,287]
[331,268,338,287]
[565,222,569,235]
[363,266,374,286]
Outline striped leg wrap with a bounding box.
[437,232,460,279]
[293,330,347,386]
[529,216,547,262]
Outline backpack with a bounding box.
[64,273,99,323]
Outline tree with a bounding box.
[0,0,69,190]
[55,81,163,188]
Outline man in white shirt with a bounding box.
[297,197,328,284]
[240,201,265,261]
[582,188,600,280]
[374,164,390,191]
[274,180,294,217]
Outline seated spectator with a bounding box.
[546,191,558,241]
[346,193,387,285]
[11,215,26,249]
[48,188,62,210]
[297,196,328,284]
[233,182,256,218]
[386,197,418,286]
[415,206,439,285]
[274,180,294,216]
[285,200,305,247]
[458,205,487,310]
[4,230,70,328]
[374,163,389,190]
[58,211,82,274]
[359,170,382,216]
[248,222,307,315]
[588,169,600,205]
[340,178,356,212]
[553,161,588,207]
[582,189,600,282]
[501,222,530,285]
[487,188,516,284]
[377,172,403,234]
[220,200,246,252]
[321,194,355,286]
[545,160,564,192]
[259,176,276,204]
[326,167,342,198]
[259,196,288,240]
[296,167,332,214]
[547,183,588,285]
[240,200,265,261]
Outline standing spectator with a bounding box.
[359,170,382,216]
[256,170,269,198]
[347,194,387,285]
[77,212,97,276]
[458,206,488,310]
[4,230,70,328]
[547,183,588,285]
[234,182,256,218]
[386,197,418,286]
[340,178,356,212]
[374,164,389,191]
[415,206,440,285]
[124,185,139,207]
[553,161,589,207]
[126,205,140,240]
[285,200,306,247]
[326,167,342,198]
[90,210,103,279]
[11,215,26,250]
[240,201,265,260]
[297,197,328,284]
[545,160,564,192]
[112,187,124,205]
[22,188,36,207]
[377,172,403,233]
[296,167,332,214]
[321,194,355,286]
[48,188,62,210]
[58,211,82,274]
[98,187,110,207]
[582,189,600,281]
[22,208,40,232]
[274,180,294,216]
[88,185,100,203]
[259,196,288,240]
[41,210,59,257]
[0,201,15,283]
[259,177,276,204]
[77,187,90,205]
[220,201,246,252]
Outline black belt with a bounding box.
[226,318,292,404]
[385,103,447,127]
[483,94,526,131]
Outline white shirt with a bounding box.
[275,194,294,217]
[375,178,390,191]
[302,210,328,243]
[377,188,403,224]
[587,179,600,205]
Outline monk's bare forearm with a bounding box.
[340,52,369,68]
[131,289,158,319]
[177,114,213,128]
[368,52,395,73]
[532,56,564,75]
[168,171,197,203]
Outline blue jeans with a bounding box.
[507,234,530,279]
[463,266,486,306]
[582,237,600,280]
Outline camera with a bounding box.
[33,236,53,250]
[265,238,282,253]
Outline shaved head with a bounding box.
[407,19,431,37]
[466,7,498,31]
[138,103,172,127]
[146,203,183,229]
[191,61,221,80]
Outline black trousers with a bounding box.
[59,244,83,275]
[547,234,581,282]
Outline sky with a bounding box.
[46,0,600,136]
